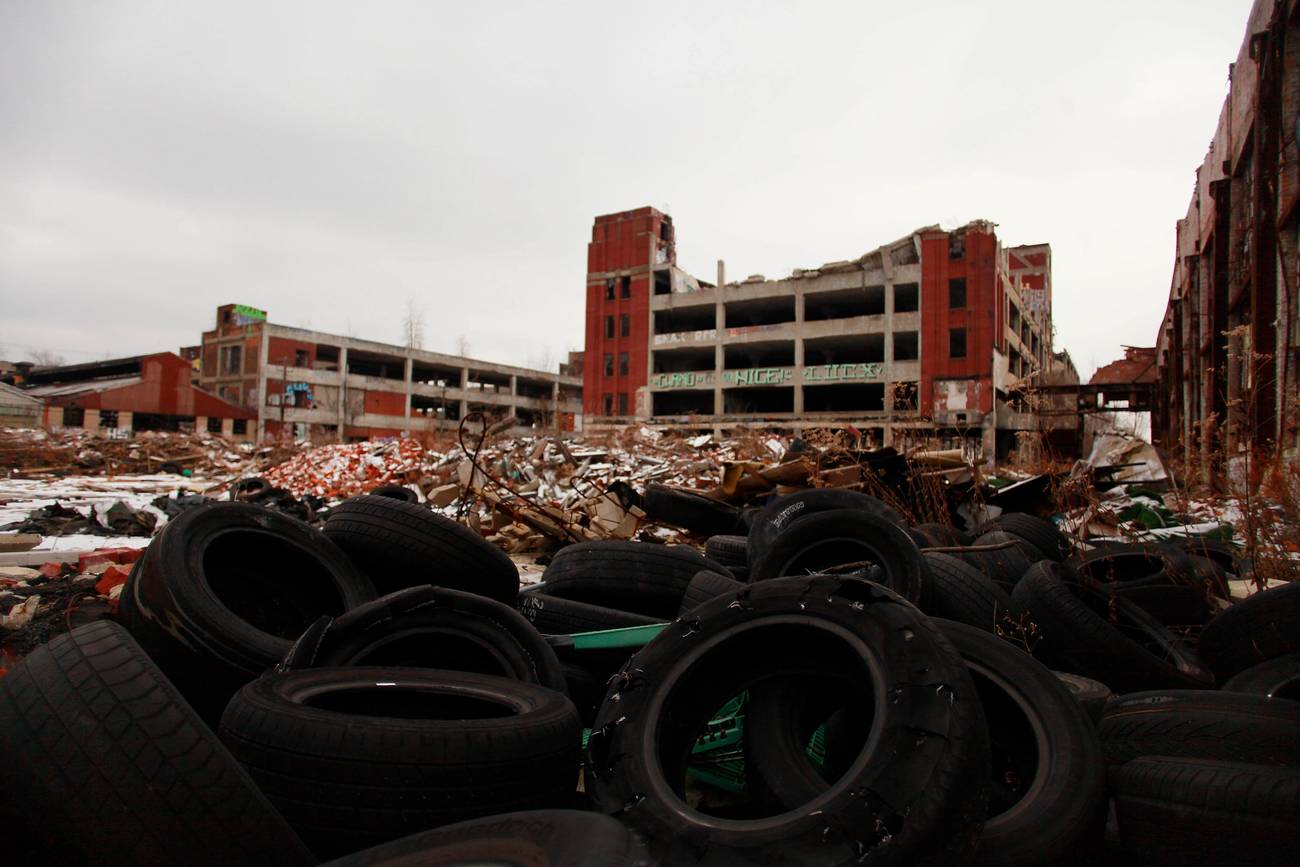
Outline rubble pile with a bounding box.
[0,426,298,478]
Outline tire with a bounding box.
[1223,652,1300,700]
[912,521,972,548]
[749,508,925,604]
[279,585,566,694]
[1165,536,1244,575]
[517,592,662,634]
[232,476,273,501]
[991,513,1070,561]
[748,489,905,566]
[640,484,743,536]
[1198,581,1300,679]
[1072,545,1214,625]
[559,660,605,727]
[117,502,376,722]
[963,531,1037,591]
[368,483,420,503]
[1011,561,1214,693]
[1053,672,1113,723]
[679,569,746,615]
[585,575,990,866]
[220,667,581,860]
[540,540,732,619]
[1110,757,1300,866]
[0,621,312,867]
[323,809,649,867]
[704,534,749,568]
[920,551,1014,633]
[1099,690,1300,766]
[323,495,520,603]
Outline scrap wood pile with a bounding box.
[0,426,297,477]
[1,432,1296,864]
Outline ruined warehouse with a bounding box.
[583,207,1078,460]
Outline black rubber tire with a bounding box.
[1110,757,1300,866]
[279,585,566,693]
[540,540,732,619]
[640,483,743,536]
[517,592,661,634]
[1071,545,1215,625]
[559,659,605,727]
[1053,672,1113,723]
[749,617,1106,867]
[1198,581,1300,679]
[0,621,312,867]
[1165,536,1244,576]
[748,489,905,566]
[323,494,520,603]
[678,569,747,615]
[748,508,925,604]
[1099,689,1300,766]
[231,476,273,501]
[368,483,420,503]
[963,531,1037,591]
[220,667,581,860]
[912,521,973,548]
[920,551,1014,633]
[323,809,649,867]
[1011,561,1214,693]
[117,502,376,722]
[585,575,991,866]
[704,533,749,568]
[1223,652,1300,700]
[990,513,1070,561]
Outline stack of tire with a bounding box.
[0,494,625,866]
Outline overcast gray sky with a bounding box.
[0,0,1253,377]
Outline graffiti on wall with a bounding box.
[652,362,885,390]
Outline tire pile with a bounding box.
[1,489,1296,865]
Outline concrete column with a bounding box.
[118,411,133,436]
[46,406,63,430]
[221,417,234,437]
[194,416,208,435]
[793,339,805,414]
[84,409,101,433]
[459,367,470,422]
[509,374,518,418]
[403,358,414,426]
[255,326,271,441]
[337,347,349,442]
[714,295,725,416]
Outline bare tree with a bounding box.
[29,349,64,367]
[401,299,425,349]
[528,346,556,372]
[455,334,470,357]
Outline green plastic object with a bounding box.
[568,622,669,650]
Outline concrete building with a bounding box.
[198,304,583,441]
[1154,0,1299,465]
[25,353,255,438]
[0,381,43,428]
[583,208,1075,460]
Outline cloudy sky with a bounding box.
[0,1,1253,376]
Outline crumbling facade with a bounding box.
[198,305,583,441]
[1155,0,1299,464]
[584,209,1076,460]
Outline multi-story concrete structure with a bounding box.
[1154,0,1299,464]
[584,209,1073,459]
[198,304,582,441]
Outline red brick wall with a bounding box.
[919,227,1002,416]
[364,390,406,417]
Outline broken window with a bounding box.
[605,316,615,339]
[949,233,965,260]
[294,349,309,367]
[99,410,119,429]
[606,278,616,301]
[619,352,629,376]
[621,275,631,299]
[207,416,223,433]
[890,381,919,411]
[654,269,671,295]
[221,345,243,374]
[603,394,614,415]
[620,314,631,338]
[949,278,966,309]
[949,327,967,359]
[617,393,629,415]
[603,354,614,376]
[894,283,919,313]
[893,331,919,361]
[232,419,247,435]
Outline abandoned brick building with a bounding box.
[583,207,1078,459]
